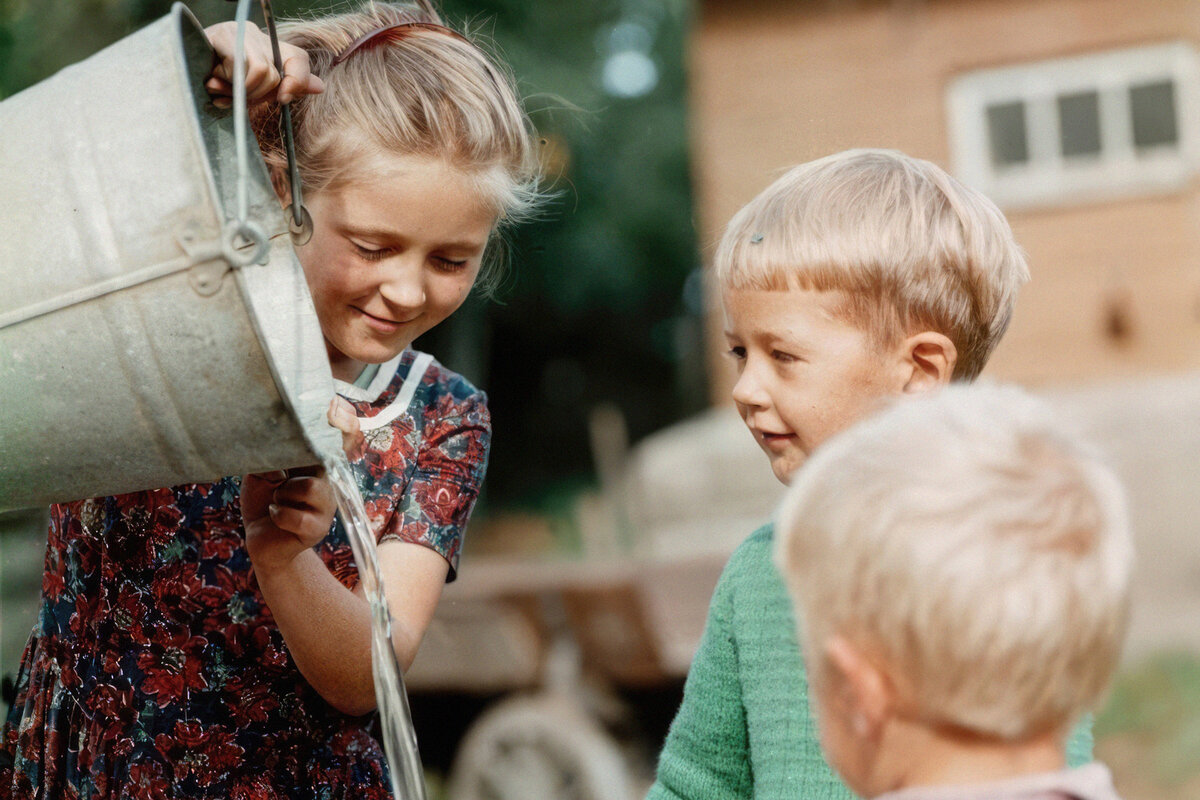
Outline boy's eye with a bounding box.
[771,350,797,363]
[726,346,747,360]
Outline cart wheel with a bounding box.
[447,693,631,800]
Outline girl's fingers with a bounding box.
[277,49,321,104]
[328,397,366,460]
[205,76,232,95]
[269,499,335,544]
[303,74,326,95]
[206,22,285,104]
[272,475,332,510]
[206,25,323,108]
[327,397,359,434]
[267,501,318,539]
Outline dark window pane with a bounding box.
[1130,80,1178,149]
[1058,91,1101,157]
[986,101,1029,166]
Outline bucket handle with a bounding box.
[230,0,312,249]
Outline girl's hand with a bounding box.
[241,467,336,571]
[204,21,324,109]
[329,396,366,462]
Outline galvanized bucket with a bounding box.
[0,4,340,512]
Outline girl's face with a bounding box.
[296,154,497,382]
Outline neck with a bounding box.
[873,720,1066,794]
[326,342,367,384]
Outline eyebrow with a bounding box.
[340,224,487,252]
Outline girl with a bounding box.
[0,2,540,797]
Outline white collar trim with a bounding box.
[333,351,406,403]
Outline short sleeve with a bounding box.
[376,388,490,581]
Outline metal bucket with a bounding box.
[0,4,340,512]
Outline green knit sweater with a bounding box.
[647,524,1094,800]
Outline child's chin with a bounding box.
[771,457,802,485]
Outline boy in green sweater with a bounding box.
[647,149,1092,799]
[775,384,1129,799]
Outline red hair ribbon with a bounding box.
[331,21,475,66]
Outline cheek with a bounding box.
[295,240,339,297]
[428,272,477,316]
[825,363,890,430]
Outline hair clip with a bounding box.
[332,21,474,66]
[750,233,764,244]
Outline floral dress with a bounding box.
[0,350,489,799]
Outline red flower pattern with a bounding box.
[1,352,488,798]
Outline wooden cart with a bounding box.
[405,408,783,800]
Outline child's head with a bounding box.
[260,2,540,235]
[252,3,542,379]
[718,149,1029,483]
[775,384,1133,796]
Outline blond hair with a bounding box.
[716,150,1029,380]
[775,384,1133,740]
[252,1,542,291]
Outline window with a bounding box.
[948,43,1200,208]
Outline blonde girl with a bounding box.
[1,2,540,797]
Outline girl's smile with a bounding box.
[352,306,417,334]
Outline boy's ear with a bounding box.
[900,332,957,394]
[825,635,895,740]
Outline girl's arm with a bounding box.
[244,518,447,715]
[242,395,487,716]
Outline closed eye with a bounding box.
[352,242,391,262]
[432,256,470,273]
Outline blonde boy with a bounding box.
[776,384,1131,799]
[648,150,1092,799]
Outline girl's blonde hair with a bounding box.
[253,1,543,292]
[776,384,1133,741]
[715,149,1030,381]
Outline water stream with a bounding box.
[326,455,428,800]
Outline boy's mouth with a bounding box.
[757,430,796,449]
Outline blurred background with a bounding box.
[2,0,1199,798]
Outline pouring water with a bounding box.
[326,455,428,800]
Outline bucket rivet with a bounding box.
[285,204,313,247]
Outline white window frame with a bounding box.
[947,42,1200,209]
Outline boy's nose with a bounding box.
[731,366,770,409]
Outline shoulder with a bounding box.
[702,524,778,615]
[417,355,488,412]
[721,523,777,581]
[411,354,490,439]
[710,523,792,626]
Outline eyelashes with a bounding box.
[432,257,469,273]
[353,243,389,262]
[352,243,469,272]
